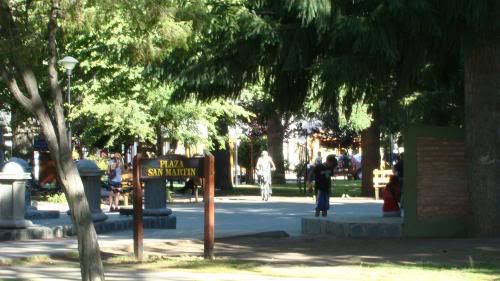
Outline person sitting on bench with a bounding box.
[382,175,401,217]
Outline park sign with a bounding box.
[132,153,215,261]
[139,155,204,179]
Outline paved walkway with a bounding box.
[0,197,387,280]
[0,197,384,260]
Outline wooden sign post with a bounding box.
[132,152,215,260]
[203,152,215,260]
[132,153,144,261]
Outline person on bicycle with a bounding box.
[256,151,276,195]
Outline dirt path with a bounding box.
[100,235,500,268]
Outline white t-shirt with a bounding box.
[108,160,122,183]
[256,156,273,176]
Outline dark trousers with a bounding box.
[316,190,330,211]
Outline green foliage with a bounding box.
[59,1,252,149]
[163,0,324,112]
[3,0,496,153]
[149,85,252,149]
[86,154,109,171]
[237,136,267,170]
[73,95,154,146]
[47,192,67,204]
[62,1,189,147]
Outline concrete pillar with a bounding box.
[0,160,32,228]
[76,160,108,222]
[143,178,172,216]
[6,158,33,212]
[5,157,60,220]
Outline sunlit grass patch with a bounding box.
[105,255,262,273]
[102,255,500,280]
[218,180,361,197]
[3,255,56,266]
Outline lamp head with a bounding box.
[59,56,79,73]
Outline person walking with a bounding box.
[307,157,323,195]
[107,153,122,212]
[313,154,337,217]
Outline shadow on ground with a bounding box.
[97,235,500,272]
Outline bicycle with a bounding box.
[258,174,272,201]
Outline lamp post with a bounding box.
[300,120,322,194]
[58,56,79,150]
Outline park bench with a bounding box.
[372,169,393,200]
[100,172,134,206]
[119,172,134,206]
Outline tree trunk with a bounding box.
[361,106,381,197]
[0,125,4,163]
[247,138,255,184]
[213,120,233,190]
[464,31,500,237]
[156,124,163,156]
[11,111,35,159]
[58,159,104,281]
[267,111,286,184]
[37,93,105,281]
[0,2,105,279]
[167,139,178,154]
[23,96,105,280]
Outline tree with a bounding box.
[64,1,251,163]
[285,0,499,236]
[0,1,104,279]
[61,0,192,150]
[463,30,500,236]
[162,0,330,184]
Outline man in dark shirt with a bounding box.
[313,154,338,217]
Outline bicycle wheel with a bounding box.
[264,183,270,201]
[259,180,265,201]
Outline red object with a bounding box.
[382,176,401,214]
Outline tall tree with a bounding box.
[291,0,499,236]
[163,0,327,184]
[463,29,500,236]
[0,1,104,279]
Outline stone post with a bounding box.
[76,160,108,222]
[0,160,32,228]
[5,157,60,220]
[143,178,172,216]
[6,158,33,212]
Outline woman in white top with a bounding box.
[107,153,122,212]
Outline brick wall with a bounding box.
[416,137,470,220]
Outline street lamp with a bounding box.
[299,119,322,194]
[58,56,78,149]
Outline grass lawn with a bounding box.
[109,257,498,281]
[216,179,362,198]
[100,256,500,281]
